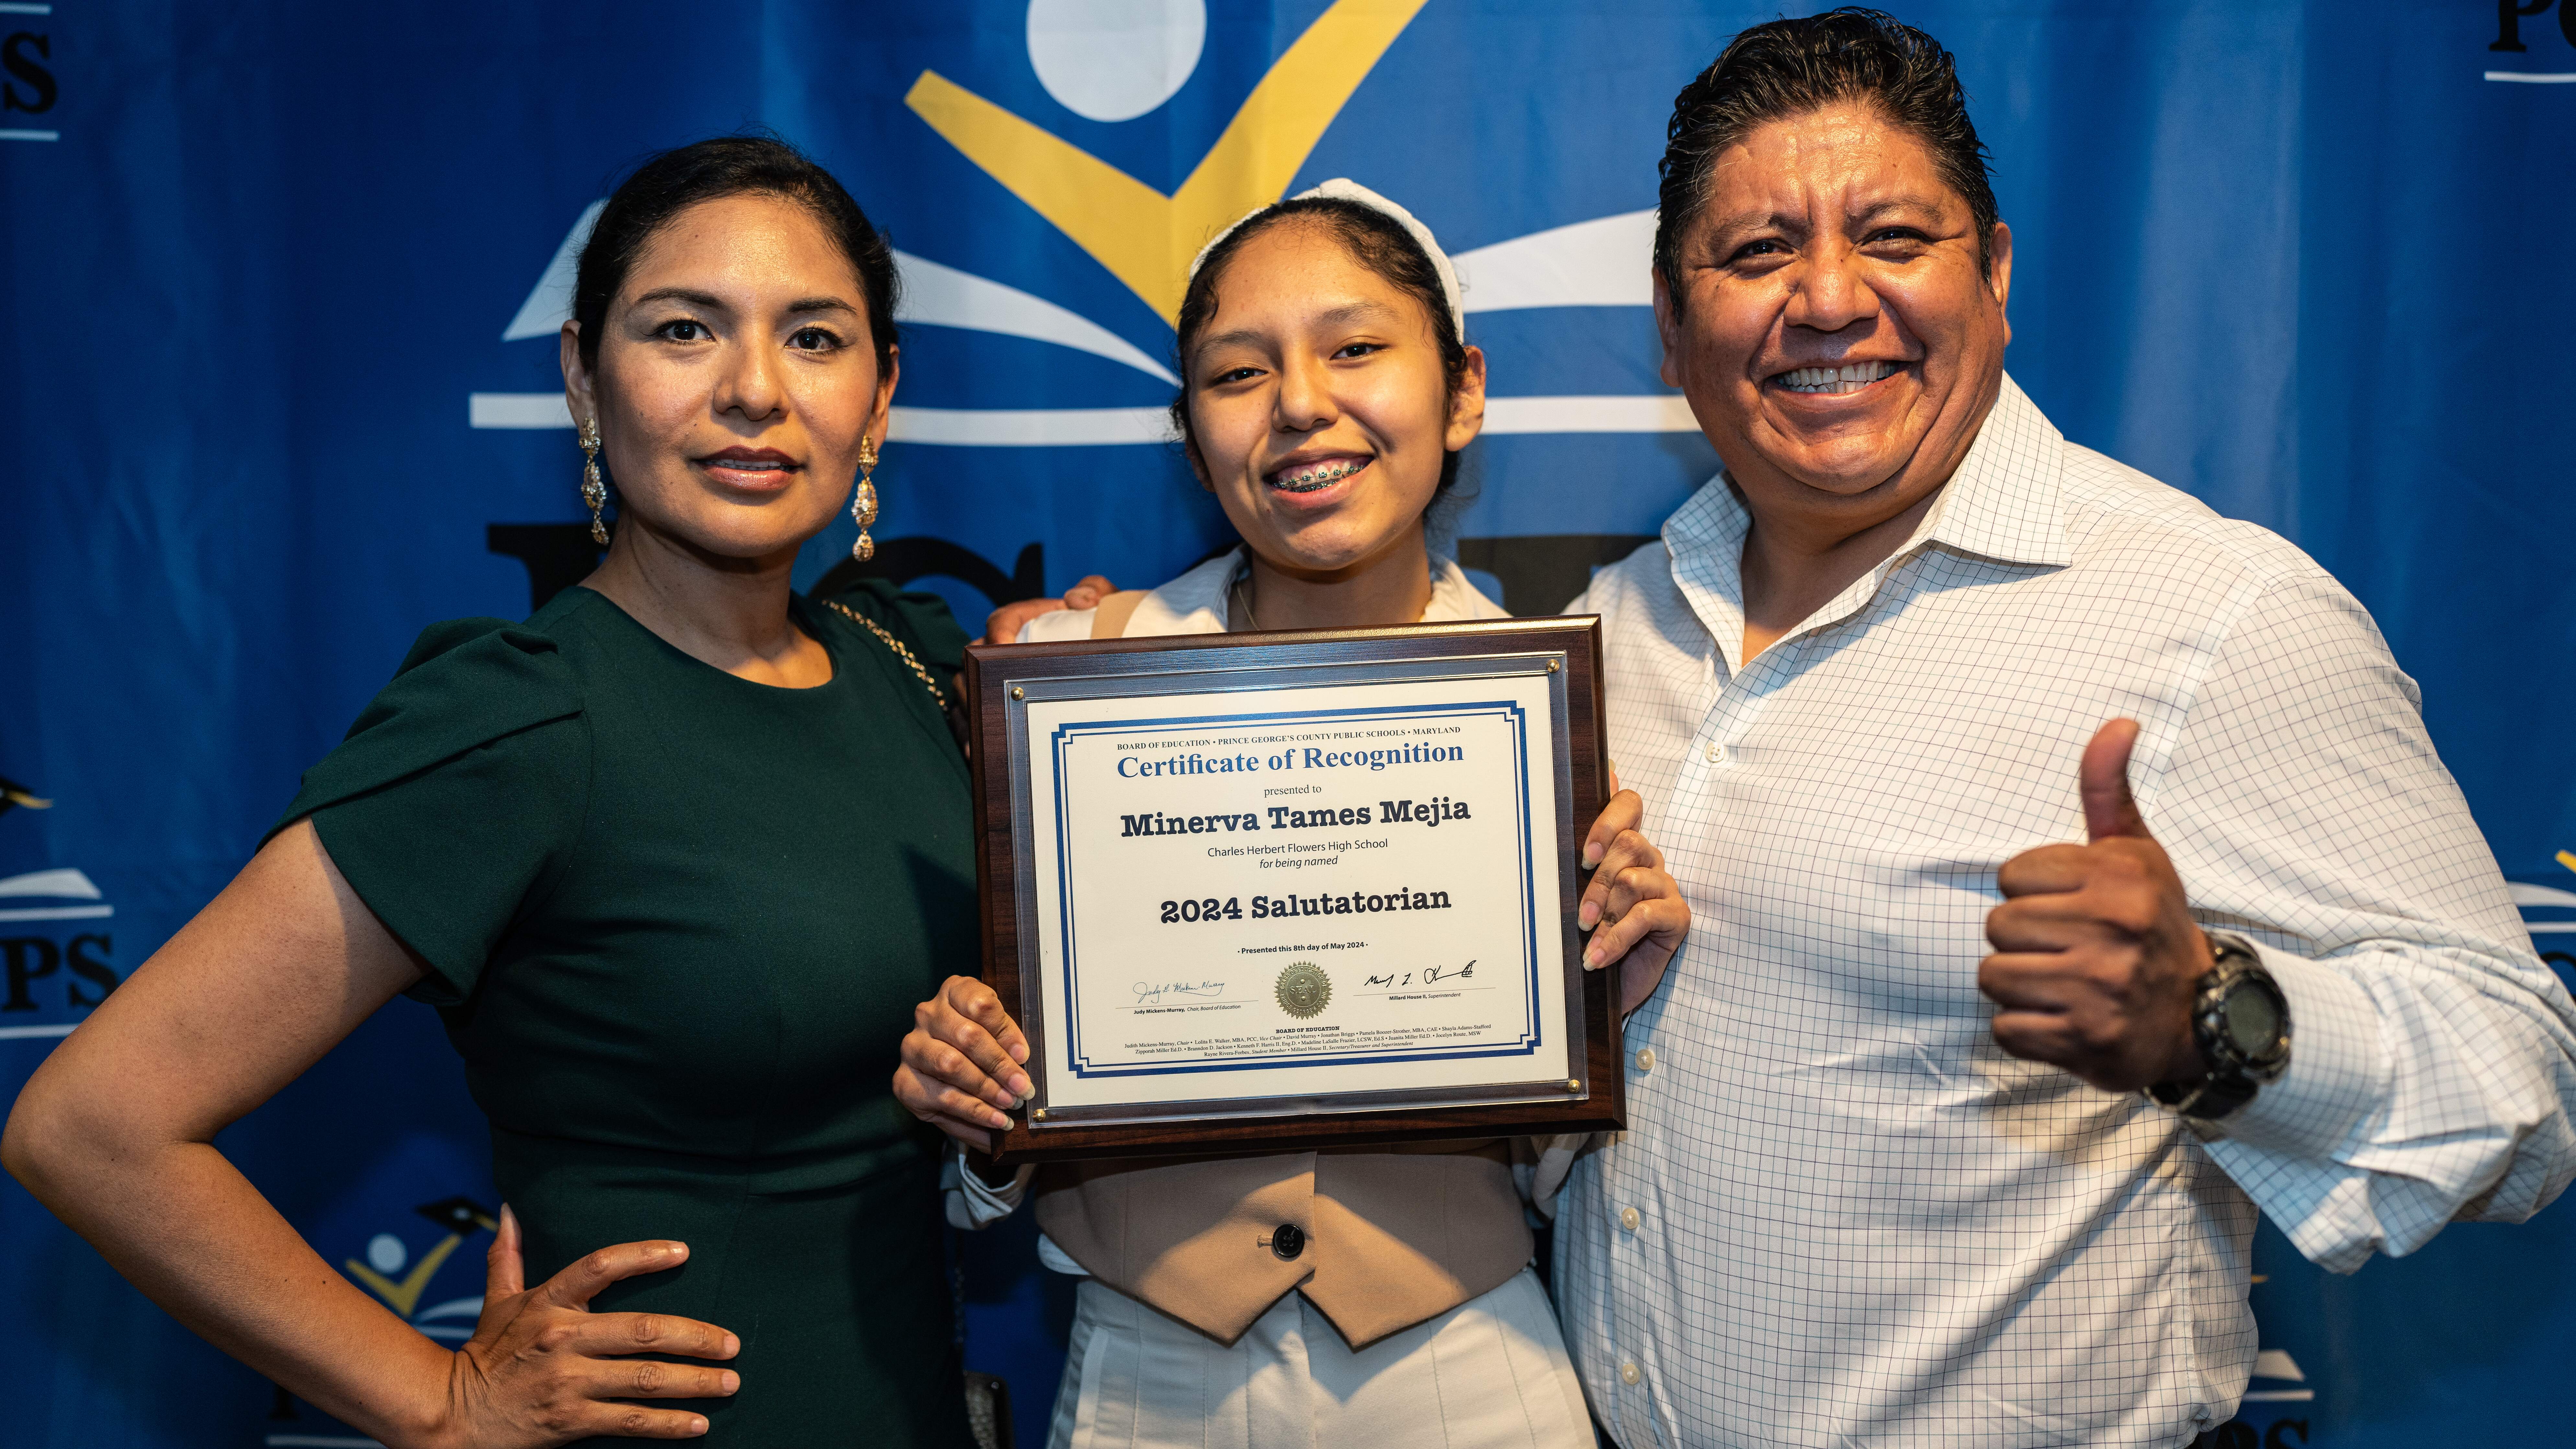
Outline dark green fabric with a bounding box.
[272,581,976,1447]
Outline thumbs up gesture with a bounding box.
[1980,719,2214,1093]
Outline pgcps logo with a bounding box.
[2512,849,2576,985]
[262,1195,499,1442]
[2487,0,2576,80]
[0,774,123,1049]
[1,0,58,144]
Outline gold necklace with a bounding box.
[821,598,948,712]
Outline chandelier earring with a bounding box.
[850,435,880,562]
[578,416,609,545]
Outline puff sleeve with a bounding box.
[265,619,589,1005]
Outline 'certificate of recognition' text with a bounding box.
[1022,672,1570,1112]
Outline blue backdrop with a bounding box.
[5,3,2573,1446]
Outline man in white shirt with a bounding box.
[1550,10,2576,1447]
[982,11,2576,1444]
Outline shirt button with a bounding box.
[1635,1047,1655,1072]
[1619,1206,1640,1232]
[1620,1360,1641,1386]
[1703,742,1721,763]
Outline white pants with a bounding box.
[1047,1267,1594,1449]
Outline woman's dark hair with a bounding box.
[1654,7,1997,312]
[1169,197,1472,494]
[572,134,899,376]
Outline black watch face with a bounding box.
[2223,979,2284,1055]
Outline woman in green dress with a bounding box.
[3,137,976,1447]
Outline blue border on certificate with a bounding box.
[1047,699,1544,1079]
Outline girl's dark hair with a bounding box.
[1169,197,1471,494]
[1655,7,1998,312]
[572,134,899,375]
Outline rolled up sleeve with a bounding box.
[2150,568,2576,1272]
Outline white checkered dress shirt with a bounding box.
[1553,375,2576,1448]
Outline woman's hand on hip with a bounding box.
[894,975,1032,1151]
[438,1205,739,1446]
[1579,784,1691,1018]
[1,823,733,1449]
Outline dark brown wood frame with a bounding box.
[964,616,1625,1167]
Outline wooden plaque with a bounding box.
[965,617,1623,1166]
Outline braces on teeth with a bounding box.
[1272,459,1363,492]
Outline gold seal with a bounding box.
[1275,961,1331,1019]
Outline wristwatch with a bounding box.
[2147,932,2291,1122]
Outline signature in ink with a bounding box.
[1133,980,1228,1005]
[1363,960,1476,989]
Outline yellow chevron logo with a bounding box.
[345,1232,466,1319]
[905,0,1428,324]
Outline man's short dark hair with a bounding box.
[1654,7,1998,309]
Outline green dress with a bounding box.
[272,581,978,1447]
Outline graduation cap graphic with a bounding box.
[417,1196,499,1235]
[342,1196,501,1320]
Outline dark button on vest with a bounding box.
[1270,1223,1306,1260]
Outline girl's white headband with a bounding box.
[1184,177,1464,336]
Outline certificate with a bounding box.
[965,618,1625,1164]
